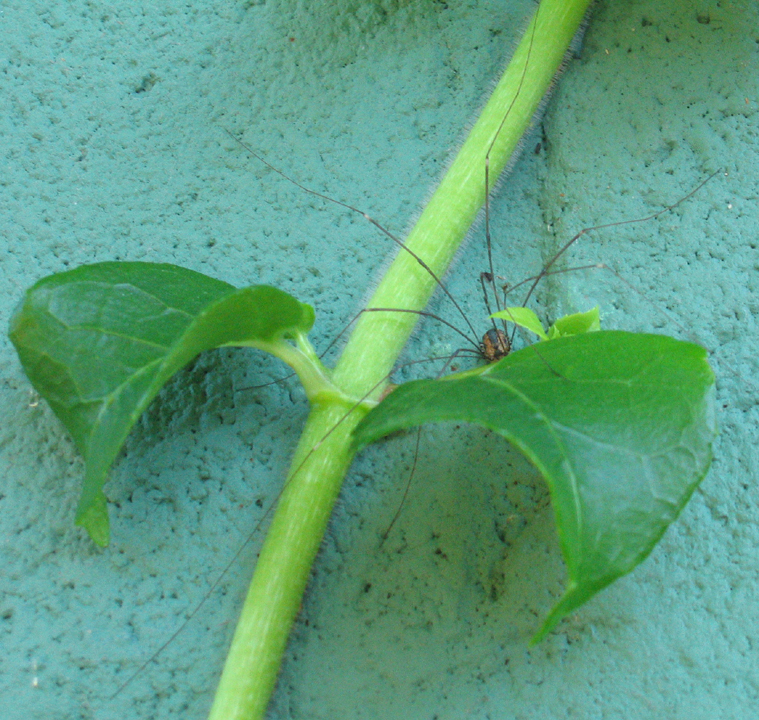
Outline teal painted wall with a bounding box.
[2,0,757,718]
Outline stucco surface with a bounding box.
[2,0,758,718]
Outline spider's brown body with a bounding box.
[480,328,510,363]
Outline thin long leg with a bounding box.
[481,0,543,331]
[224,130,481,345]
[480,272,505,339]
[108,350,476,701]
[236,305,481,394]
[379,345,480,545]
[480,4,544,340]
[506,261,693,339]
[380,426,421,545]
[514,170,723,313]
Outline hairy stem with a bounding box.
[209,1,593,718]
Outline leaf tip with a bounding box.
[75,491,111,547]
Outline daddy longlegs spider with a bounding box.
[107,116,721,705]
[107,5,730,710]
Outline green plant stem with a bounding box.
[209,1,592,718]
[208,402,361,720]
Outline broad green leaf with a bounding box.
[353,331,715,639]
[547,306,600,339]
[9,262,315,546]
[491,306,548,339]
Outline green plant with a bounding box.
[8,1,716,719]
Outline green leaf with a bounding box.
[9,262,315,545]
[353,331,716,639]
[491,306,548,339]
[547,306,600,339]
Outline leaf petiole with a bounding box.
[237,332,357,407]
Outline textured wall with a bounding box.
[2,0,757,718]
